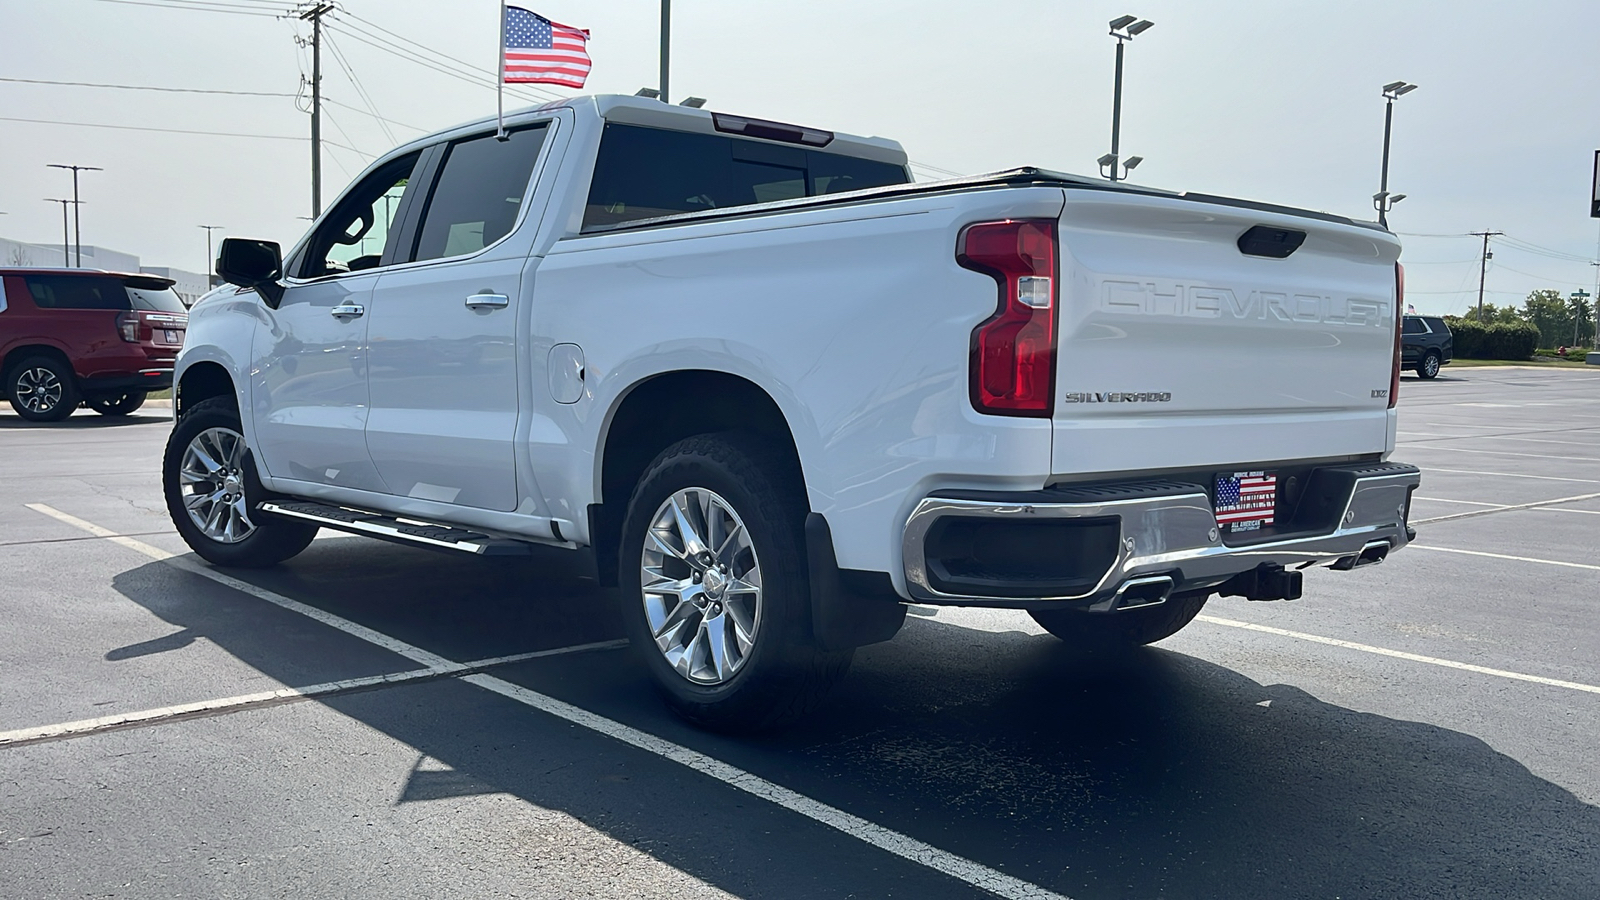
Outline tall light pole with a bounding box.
[47,163,102,266]
[199,225,224,287]
[1103,15,1154,182]
[1376,81,1417,227]
[659,0,671,103]
[45,198,77,267]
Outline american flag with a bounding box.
[1215,471,1277,529]
[503,6,591,88]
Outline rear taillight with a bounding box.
[1389,264,1404,409]
[957,219,1058,416]
[116,311,141,343]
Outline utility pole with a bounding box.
[44,199,77,267]
[659,0,671,103]
[1592,260,1600,349]
[199,225,224,287]
[1571,289,1590,347]
[298,2,335,218]
[47,164,101,266]
[1470,230,1503,322]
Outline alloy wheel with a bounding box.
[178,427,257,544]
[640,487,763,685]
[16,367,64,414]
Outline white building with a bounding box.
[139,266,211,306]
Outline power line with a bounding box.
[324,30,396,145]
[0,76,294,97]
[334,9,564,103]
[327,14,559,106]
[88,0,286,18]
[0,114,356,151]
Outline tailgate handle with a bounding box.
[1237,225,1307,259]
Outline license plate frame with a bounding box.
[164,329,181,344]
[1214,470,1278,534]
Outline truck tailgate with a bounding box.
[1051,190,1402,477]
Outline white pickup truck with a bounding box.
[167,94,1419,730]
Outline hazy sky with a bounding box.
[5,0,1600,315]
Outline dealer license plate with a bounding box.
[1215,470,1277,533]
[164,329,181,344]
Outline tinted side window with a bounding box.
[26,275,129,310]
[412,124,549,263]
[301,151,422,279]
[1402,317,1426,335]
[1424,317,1450,334]
[583,124,910,230]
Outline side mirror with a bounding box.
[216,238,285,307]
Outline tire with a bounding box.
[618,433,852,732]
[1030,591,1209,652]
[87,390,148,417]
[1417,351,1442,379]
[6,355,80,422]
[163,396,317,568]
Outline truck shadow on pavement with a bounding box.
[107,541,1600,900]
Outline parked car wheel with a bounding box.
[87,390,148,417]
[619,433,852,732]
[163,396,317,567]
[6,355,80,422]
[1417,351,1442,379]
[1029,591,1209,651]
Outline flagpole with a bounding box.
[659,0,670,103]
[496,1,507,139]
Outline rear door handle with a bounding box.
[330,302,365,320]
[465,292,510,311]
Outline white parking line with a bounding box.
[1412,491,1600,524]
[1412,497,1507,507]
[25,502,1069,900]
[1197,616,1600,695]
[1420,467,1600,485]
[0,642,626,749]
[1411,445,1600,464]
[1410,545,1600,572]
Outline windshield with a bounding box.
[126,286,188,313]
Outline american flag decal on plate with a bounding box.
[1216,471,1277,533]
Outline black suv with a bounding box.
[1401,315,1452,379]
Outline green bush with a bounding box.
[1441,317,1539,360]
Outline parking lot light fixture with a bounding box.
[1105,15,1155,182]
[1377,81,1418,227]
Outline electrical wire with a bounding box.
[333,9,565,103]
[0,76,294,97]
[323,30,396,146]
[88,0,286,17]
[327,14,560,105]
[0,114,304,140]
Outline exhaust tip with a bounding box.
[1113,575,1174,610]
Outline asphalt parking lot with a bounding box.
[2,366,1597,899]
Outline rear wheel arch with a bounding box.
[591,370,806,585]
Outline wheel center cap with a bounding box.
[702,567,727,599]
[222,474,242,495]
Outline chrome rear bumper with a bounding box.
[902,462,1419,606]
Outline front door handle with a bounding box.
[465,292,510,311]
[330,302,365,320]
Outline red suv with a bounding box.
[0,268,188,422]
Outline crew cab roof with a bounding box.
[407,93,909,168]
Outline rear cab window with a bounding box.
[582,123,911,231]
